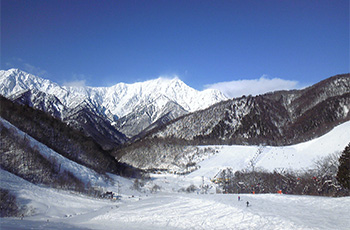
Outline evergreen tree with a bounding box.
[337,143,350,190]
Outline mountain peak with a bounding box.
[7,68,21,74]
[139,76,186,90]
[0,69,228,137]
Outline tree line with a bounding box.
[214,145,350,197]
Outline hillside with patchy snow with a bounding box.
[150,74,350,146]
[189,120,350,179]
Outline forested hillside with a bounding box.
[0,96,141,177]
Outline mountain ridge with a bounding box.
[148,73,350,145]
[0,69,227,115]
[115,73,350,170]
[0,68,227,138]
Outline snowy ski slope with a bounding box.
[1,168,350,230]
[1,120,350,229]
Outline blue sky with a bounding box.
[1,0,349,96]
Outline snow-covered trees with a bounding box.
[0,95,142,178]
[0,122,85,191]
[0,188,22,217]
[214,151,350,197]
[132,179,143,191]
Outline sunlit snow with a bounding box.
[1,121,350,229]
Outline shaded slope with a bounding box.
[0,96,140,177]
[10,90,127,150]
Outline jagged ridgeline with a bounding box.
[0,68,227,145]
[9,89,128,151]
[116,74,350,170]
[147,73,350,145]
[0,96,141,177]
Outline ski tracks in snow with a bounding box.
[71,194,320,230]
[2,168,350,230]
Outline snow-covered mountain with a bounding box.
[0,69,227,138]
[115,74,350,171]
[1,75,350,229]
[7,89,128,149]
[150,73,350,145]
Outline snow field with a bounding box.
[190,121,350,179]
[2,168,350,230]
[1,115,350,229]
[71,193,350,230]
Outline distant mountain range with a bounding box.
[0,69,226,148]
[1,69,349,171]
[117,73,350,171]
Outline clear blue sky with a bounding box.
[1,0,349,92]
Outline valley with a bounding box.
[2,173,349,230]
[1,114,350,229]
[1,69,350,229]
[2,1,349,229]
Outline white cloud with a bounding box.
[63,80,87,87]
[23,63,48,77]
[3,58,49,77]
[205,76,299,98]
[62,73,89,87]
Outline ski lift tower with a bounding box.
[249,145,265,185]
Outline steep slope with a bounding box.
[0,117,113,187]
[9,89,65,119]
[94,76,227,138]
[9,90,127,149]
[0,118,86,191]
[0,96,140,177]
[62,99,128,149]
[116,100,188,139]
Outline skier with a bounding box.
[238,196,240,201]
[246,201,249,207]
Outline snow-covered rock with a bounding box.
[0,69,227,137]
